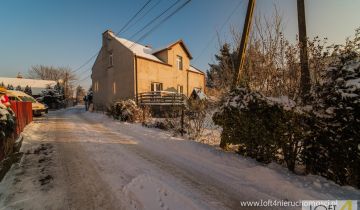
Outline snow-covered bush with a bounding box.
[37,84,65,109]
[214,45,360,187]
[213,88,310,170]
[304,51,360,187]
[185,98,208,140]
[0,105,16,157]
[107,100,151,123]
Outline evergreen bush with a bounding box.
[305,52,360,187]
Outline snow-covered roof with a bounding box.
[0,77,57,95]
[110,35,164,63]
[108,33,204,74]
[190,88,207,100]
[152,39,193,59]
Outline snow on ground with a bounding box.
[0,106,359,210]
[0,117,67,210]
[123,174,199,210]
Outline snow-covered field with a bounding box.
[0,106,358,210]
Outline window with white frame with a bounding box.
[94,81,99,92]
[177,85,183,94]
[113,82,116,94]
[151,82,163,92]
[176,55,183,70]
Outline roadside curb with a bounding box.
[0,135,24,181]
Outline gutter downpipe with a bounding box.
[134,55,139,104]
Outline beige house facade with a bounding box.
[91,30,205,110]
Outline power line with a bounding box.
[72,0,153,74]
[122,0,163,35]
[72,53,98,73]
[76,0,191,83]
[78,72,92,83]
[115,0,152,35]
[129,0,191,49]
[128,0,182,43]
[193,0,244,62]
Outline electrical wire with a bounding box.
[121,0,163,35]
[193,0,244,62]
[129,0,191,49]
[71,0,153,74]
[115,0,152,35]
[128,0,182,43]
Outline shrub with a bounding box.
[107,99,151,123]
[213,53,360,187]
[185,98,208,140]
[0,105,16,157]
[213,88,310,170]
[0,106,15,140]
[304,52,360,187]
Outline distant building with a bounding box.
[92,30,206,110]
[0,77,57,97]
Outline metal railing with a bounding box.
[137,91,186,106]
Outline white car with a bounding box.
[7,90,48,116]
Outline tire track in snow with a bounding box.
[74,110,276,210]
[53,110,121,210]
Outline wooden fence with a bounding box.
[10,101,33,138]
[0,101,32,178]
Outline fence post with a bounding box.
[142,105,145,123]
[181,105,184,136]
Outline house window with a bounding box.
[151,82,163,92]
[177,85,183,94]
[109,53,113,67]
[94,81,99,92]
[176,55,183,70]
[113,82,116,94]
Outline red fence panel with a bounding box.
[10,101,33,138]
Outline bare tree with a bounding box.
[75,85,86,103]
[28,65,77,99]
[207,4,331,101]
[237,5,329,99]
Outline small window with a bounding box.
[94,81,99,92]
[176,55,183,70]
[177,85,183,94]
[151,82,163,92]
[109,53,113,67]
[113,82,116,94]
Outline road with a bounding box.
[0,107,358,210]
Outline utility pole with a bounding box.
[64,72,68,99]
[297,0,311,99]
[233,0,256,88]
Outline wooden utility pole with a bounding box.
[233,0,256,88]
[297,0,311,99]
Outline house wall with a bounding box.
[92,32,206,110]
[153,50,168,63]
[92,32,135,110]
[136,43,201,97]
[187,71,205,94]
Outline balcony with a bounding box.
[137,91,186,106]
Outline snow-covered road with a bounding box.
[0,107,358,210]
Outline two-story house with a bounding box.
[91,30,205,110]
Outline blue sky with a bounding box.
[0,0,359,89]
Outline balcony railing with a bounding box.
[137,91,186,106]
